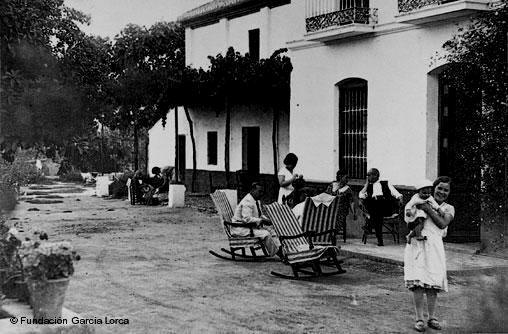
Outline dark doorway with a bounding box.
[178,135,186,182]
[242,127,260,175]
[438,70,481,242]
[248,29,260,61]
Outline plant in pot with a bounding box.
[0,220,14,277]
[1,226,51,301]
[0,220,12,298]
[19,241,80,318]
[0,226,28,301]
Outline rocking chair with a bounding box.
[263,202,346,279]
[301,194,341,246]
[209,190,271,261]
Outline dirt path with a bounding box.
[7,183,507,333]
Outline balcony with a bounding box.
[304,0,378,42]
[396,0,492,24]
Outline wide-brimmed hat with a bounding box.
[415,179,433,191]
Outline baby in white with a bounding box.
[405,180,440,244]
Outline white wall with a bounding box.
[185,2,299,68]
[148,109,190,174]
[173,2,297,176]
[290,20,474,186]
[148,105,290,175]
[186,22,225,68]
[173,1,484,186]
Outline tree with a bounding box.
[257,49,292,174]
[203,47,292,186]
[179,67,211,191]
[440,1,507,252]
[0,0,111,151]
[108,22,185,171]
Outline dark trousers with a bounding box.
[370,213,384,245]
[365,199,390,245]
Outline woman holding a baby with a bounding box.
[404,176,455,332]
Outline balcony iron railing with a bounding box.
[398,0,459,13]
[305,7,378,32]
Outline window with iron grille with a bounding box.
[339,0,369,10]
[306,0,370,16]
[338,79,367,179]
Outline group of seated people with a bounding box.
[130,166,174,205]
[230,153,403,255]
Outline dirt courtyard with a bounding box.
[7,182,507,334]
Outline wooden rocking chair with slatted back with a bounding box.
[301,194,341,246]
[209,190,271,261]
[263,202,346,279]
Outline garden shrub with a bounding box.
[1,149,45,212]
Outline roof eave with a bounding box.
[178,0,290,29]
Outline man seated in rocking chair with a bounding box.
[232,182,281,257]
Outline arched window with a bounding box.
[338,78,368,179]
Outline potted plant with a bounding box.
[0,226,29,301]
[19,241,80,318]
[0,220,12,297]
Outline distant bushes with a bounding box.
[0,149,45,212]
[58,171,84,182]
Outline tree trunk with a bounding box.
[100,122,104,174]
[174,106,179,183]
[133,125,139,171]
[272,106,279,176]
[184,105,197,192]
[224,97,231,188]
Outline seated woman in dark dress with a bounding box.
[325,170,356,240]
[149,167,164,188]
[153,166,174,202]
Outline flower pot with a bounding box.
[168,184,186,208]
[0,268,8,287]
[14,279,29,303]
[1,274,28,301]
[27,278,70,318]
[1,275,16,299]
[0,269,8,297]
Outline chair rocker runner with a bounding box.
[209,190,271,261]
[263,202,346,279]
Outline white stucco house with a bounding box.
[148,0,493,241]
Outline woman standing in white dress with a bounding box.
[404,176,455,332]
[277,153,302,203]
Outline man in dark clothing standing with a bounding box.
[359,168,403,246]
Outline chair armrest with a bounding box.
[314,228,336,237]
[279,231,314,241]
[224,221,257,237]
[224,221,257,229]
[279,231,315,250]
